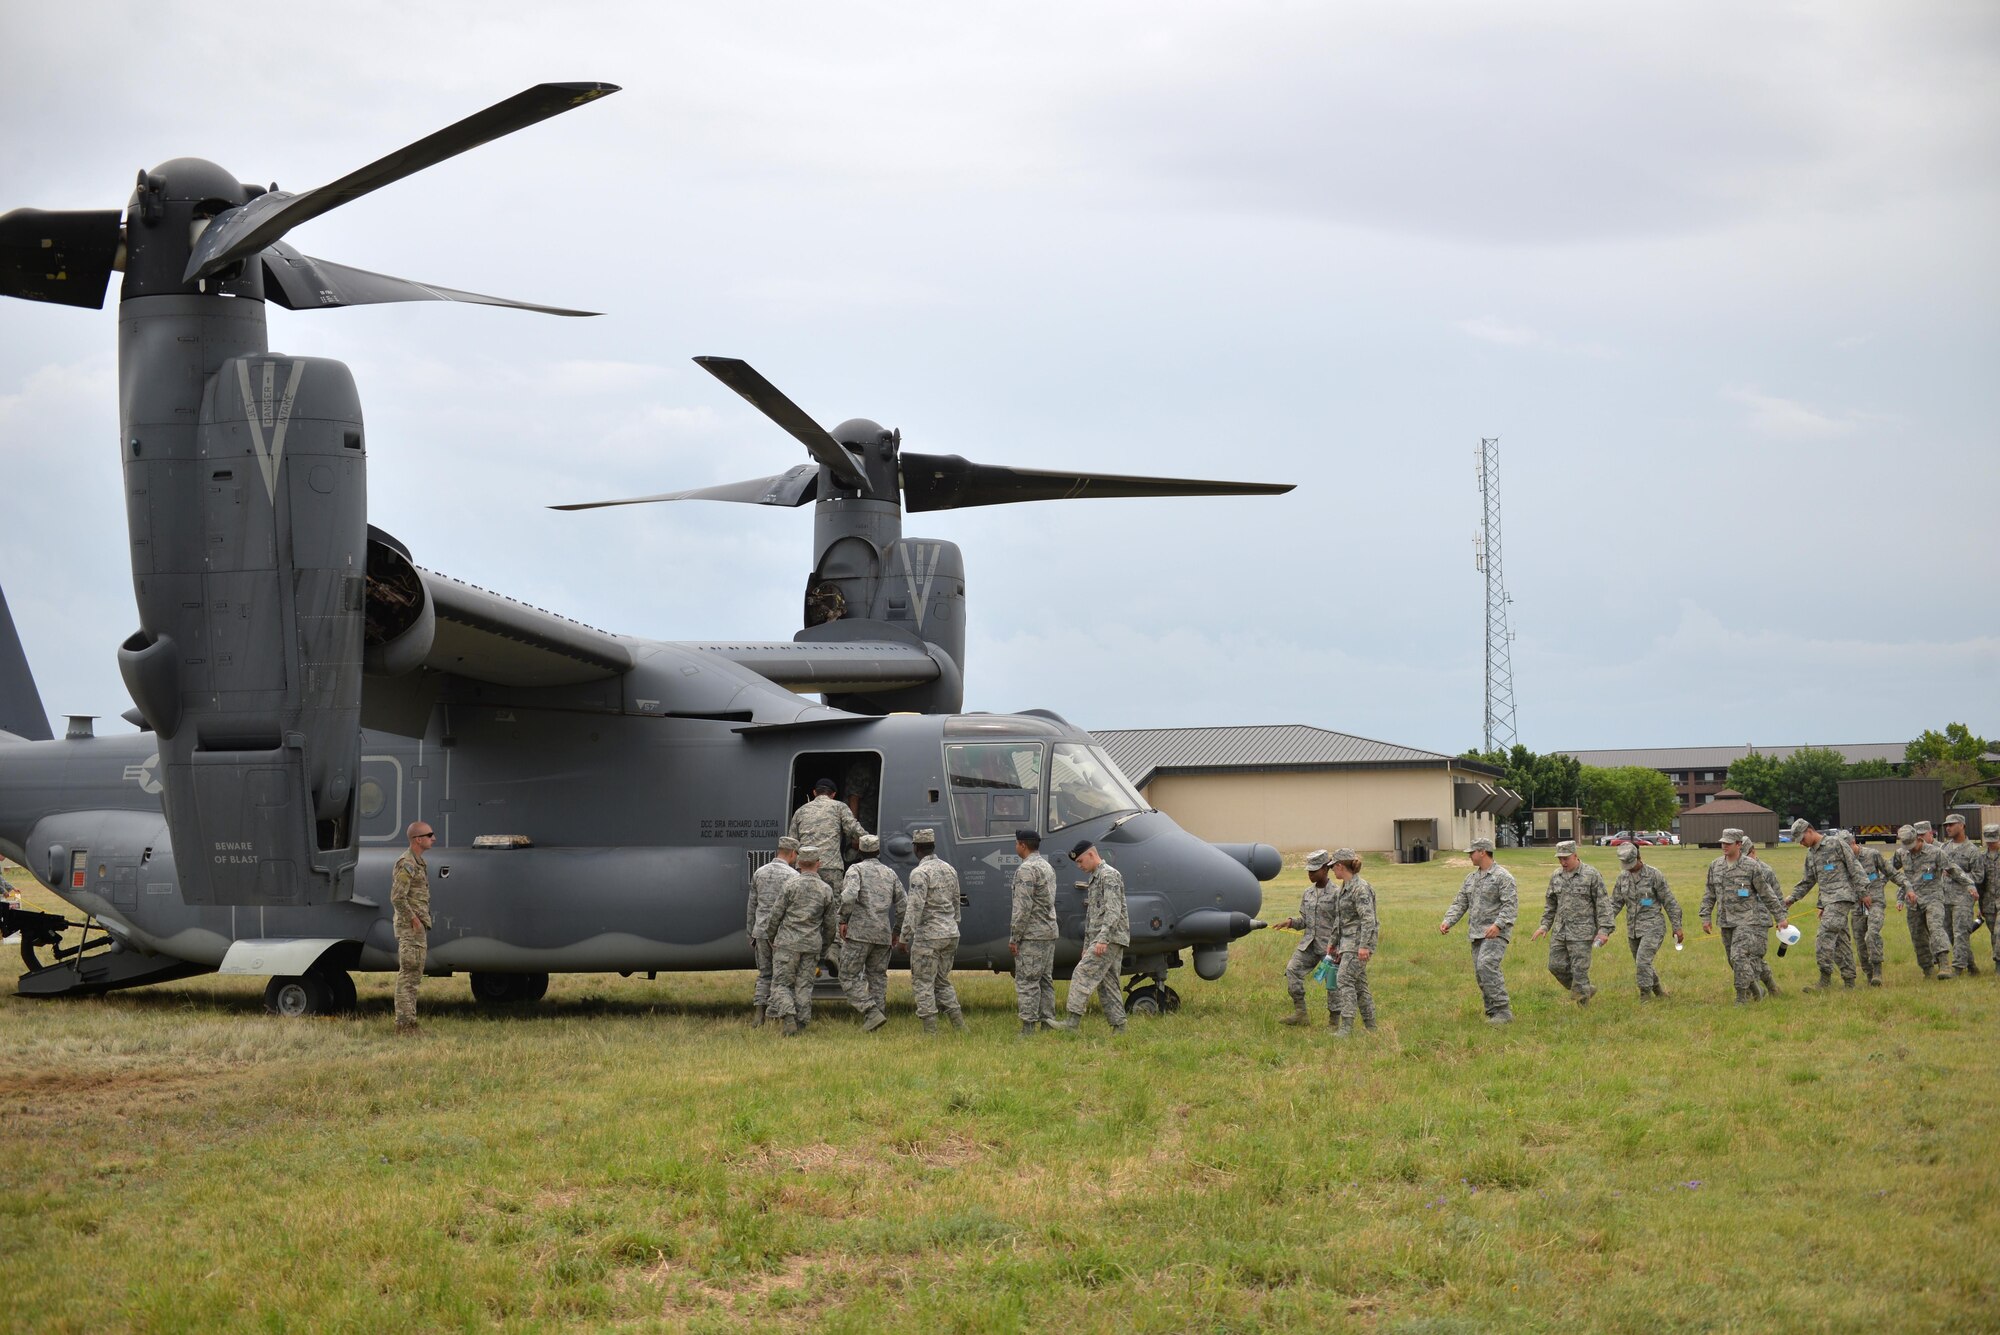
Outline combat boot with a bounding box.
[394,1020,421,1036]
[1018,1021,1039,1038]
[1803,971,1834,993]
[1573,983,1595,1005]
[780,1017,802,1037]
[751,1008,766,1028]
[1326,1011,1341,1029]
[1921,963,1934,979]
[1108,1020,1126,1034]
[1361,1009,1378,1032]
[1332,1015,1354,1039]
[947,1009,967,1031]
[921,1015,939,1033]
[862,1009,888,1033]
[1053,1013,1081,1032]
[1638,988,1654,1001]
[1967,960,1981,975]
[1868,973,1882,987]
[1279,1001,1309,1026]
[1486,1010,1513,1025]
[1843,976,1856,989]
[1651,983,1668,998]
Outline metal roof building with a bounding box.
[1094,724,1521,859]
[1557,742,1910,814]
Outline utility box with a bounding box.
[1838,778,1944,843]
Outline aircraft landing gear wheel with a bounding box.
[316,969,358,1014]
[1161,985,1182,1013]
[264,973,334,1017]
[1125,983,1162,1018]
[469,972,550,1006]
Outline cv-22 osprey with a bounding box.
[0,84,1285,1017]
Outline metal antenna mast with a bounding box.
[1472,437,1518,752]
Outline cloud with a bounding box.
[1455,316,1612,358]
[1723,387,1878,441]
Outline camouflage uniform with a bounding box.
[1330,861,1378,1032]
[1850,841,1903,983]
[746,844,798,1015]
[1009,850,1060,1027]
[1898,840,1975,976]
[1893,839,1935,973]
[1442,856,1517,1020]
[789,794,868,893]
[1744,849,1783,995]
[1281,865,1342,1020]
[1066,861,1131,1027]
[839,854,905,1022]
[1610,859,1682,997]
[390,849,431,1027]
[1939,834,1985,973]
[1977,829,2000,972]
[1537,854,1613,1001]
[764,860,838,1028]
[1784,828,1869,986]
[1699,851,1788,1003]
[903,849,963,1023]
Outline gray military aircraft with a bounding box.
[0,84,1284,1017]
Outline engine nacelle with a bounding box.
[118,297,364,905]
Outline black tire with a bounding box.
[1161,985,1183,1013]
[515,972,550,1002]
[318,969,359,1014]
[264,973,333,1017]
[1125,984,1162,1017]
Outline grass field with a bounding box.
[3,844,1995,1333]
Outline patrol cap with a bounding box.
[1914,820,1933,835]
[1983,823,2000,842]
[814,777,837,794]
[776,835,799,853]
[1897,824,1917,845]
[797,844,823,865]
[912,828,936,846]
[1721,828,1745,844]
[1616,842,1640,864]
[1068,838,1095,861]
[857,833,880,854]
[1331,847,1360,866]
[1554,840,1578,858]
[1467,838,1494,854]
[1943,813,1965,829]
[1788,818,1814,843]
[1303,849,1333,871]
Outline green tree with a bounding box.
[1906,724,1991,768]
[1727,751,1784,812]
[1843,758,1897,781]
[1777,747,1847,825]
[1461,745,1583,842]
[1579,765,1680,836]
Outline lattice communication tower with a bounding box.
[1472,437,1518,752]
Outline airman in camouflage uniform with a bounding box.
[1896,826,1976,979]
[1699,829,1791,1004]
[1741,838,1783,995]
[1328,849,1378,1037]
[390,821,437,1033]
[838,834,903,1033]
[1978,825,2000,974]
[902,830,965,1032]
[1440,838,1517,1024]
[1275,850,1341,1026]
[1847,833,1902,985]
[1609,842,1682,998]
[1057,840,1130,1032]
[1939,814,1985,975]
[1783,819,1870,991]
[1008,829,1060,1035]
[746,836,800,1025]
[1533,840,1613,1004]
[1896,821,1939,975]
[765,847,839,1035]
[789,778,869,895]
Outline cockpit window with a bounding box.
[944,743,1043,841]
[1048,744,1147,831]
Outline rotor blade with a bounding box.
[693,356,868,490]
[550,465,820,511]
[900,453,1296,513]
[0,208,122,308]
[261,243,596,315]
[186,81,619,280]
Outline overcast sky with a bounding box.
[2,1,1995,755]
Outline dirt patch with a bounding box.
[1439,857,1474,868]
[888,1132,985,1168]
[0,1066,215,1124]
[731,1142,846,1173]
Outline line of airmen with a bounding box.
[1357,815,2000,1026]
[745,778,1133,1036]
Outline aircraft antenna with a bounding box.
[1472,437,1519,752]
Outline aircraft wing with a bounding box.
[415,568,635,687]
[687,641,942,694]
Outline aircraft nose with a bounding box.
[1160,833,1267,980]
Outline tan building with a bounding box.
[1095,725,1521,859]
[1675,790,1780,848]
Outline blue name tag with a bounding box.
[1641,898,1654,906]
[1869,874,1881,882]
[1923,873,1934,881]
[1737,888,1750,897]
